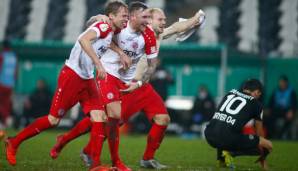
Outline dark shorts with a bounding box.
[205,124,259,151]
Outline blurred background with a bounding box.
[0,0,297,140]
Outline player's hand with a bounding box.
[119,52,131,70]
[195,9,206,26]
[96,64,106,80]
[95,14,111,24]
[120,82,139,93]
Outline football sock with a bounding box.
[106,117,120,164]
[11,115,52,148]
[61,117,91,145]
[143,123,167,160]
[89,122,105,167]
[83,140,92,155]
[217,149,224,161]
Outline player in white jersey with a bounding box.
[117,7,206,170]
[94,2,158,171]
[5,1,128,170]
[49,2,206,170]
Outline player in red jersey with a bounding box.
[5,1,128,170]
[50,3,206,170]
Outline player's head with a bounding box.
[148,8,166,34]
[278,75,288,90]
[241,79,263,99]
[104,0,128,29]
[129,1,149,31]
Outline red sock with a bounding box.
[83,140,92,155]
[106,118,120,164]
[89,122,105,167]
[143,123,167,160]
[61,117,91,145]
[11,115,53,148]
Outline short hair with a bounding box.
[104,0,128,16]
[148,8,163,15]
[241,79,263,93]
[129,1,148,14]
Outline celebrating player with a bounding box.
[205,79,273,170]
[5,1,128,170]
[50,2,206,170]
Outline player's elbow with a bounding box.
[78,37,87,47]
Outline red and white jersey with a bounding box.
[101,22,158,83]
[65,22,113,79]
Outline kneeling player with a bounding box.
[205,79,273,170]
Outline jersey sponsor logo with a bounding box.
[123,50,138,58]
[97,46,108,55]
[99,23,109,32]
[107,92,114,100]
[213,112,236,125]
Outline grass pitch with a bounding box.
[0,130,297,171]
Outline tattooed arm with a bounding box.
[120,57,158,93]
[141,57,158,83]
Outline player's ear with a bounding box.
[108,13,115,20]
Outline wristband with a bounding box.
[137,80,143,87]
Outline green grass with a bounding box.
[0,130,298,171]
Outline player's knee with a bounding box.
[48,114,60,126]
[153,114,171,126]
[106,102,121,119]
[90,110,107,122]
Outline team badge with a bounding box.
[107,92,114,100]
[58,109,65,117]
[132,42,138,50]
[100,24,109,32]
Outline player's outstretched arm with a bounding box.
[161,9,205,39]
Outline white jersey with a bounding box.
[65,22,113,79]
[101,23,158,83]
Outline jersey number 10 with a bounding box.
[219,94,247,115]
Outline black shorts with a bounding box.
[205,124,259,151]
